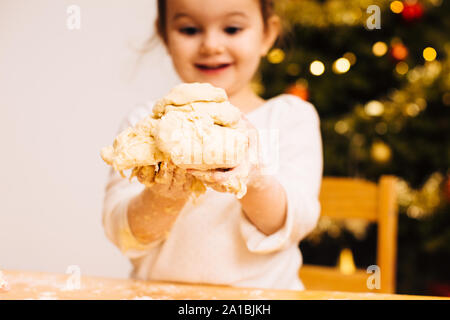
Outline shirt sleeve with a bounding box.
[101,104,163,259]
[240,95,323,254]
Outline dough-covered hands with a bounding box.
[186,115,263,193]
[139,161,198,199]
[101,83,256,199]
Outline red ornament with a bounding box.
[390,43,409,61]
[444,175,450,202]
[427,282,450,297]
[401,2,424,22]
[286,83,309,101]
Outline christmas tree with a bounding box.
[257,0,450,295]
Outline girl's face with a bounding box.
[164,0,279,97]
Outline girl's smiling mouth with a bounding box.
[195,63,232,74]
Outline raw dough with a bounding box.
[101,82,250,199]
[153,82,228,112]
[100,117,164,172]
[155,106,248,170]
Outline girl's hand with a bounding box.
[147,161,194,199]
[186,115,262,193]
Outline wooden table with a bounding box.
[0,270,447,300]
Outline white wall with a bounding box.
[0,0,179,278]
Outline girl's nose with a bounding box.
[199,31,225,56]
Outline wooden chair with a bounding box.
[299,175,398,293]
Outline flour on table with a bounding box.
[0,270,10,292]
[38,291,59,300]
[131,296,154,300]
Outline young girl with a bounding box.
[102,0,323,290]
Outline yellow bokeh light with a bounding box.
[390,1,404,14]
[334,120,349,134]
[407,69,420,83]
[372,41,388,57]
[416,98,427,110]
[338,248,356,275]
[442,92,450,106]
[364,100,384,116]
[371,141,392,163]
[267,48,285,64]
[405,103,421,117]
[407,205,425,219]
[430,0,443,6]
[343,52,357,65]
[333,57,351,74]
[395,61,409,75]
[310,60,325,76]
[423,47,437,62]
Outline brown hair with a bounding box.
[155,0,276,44]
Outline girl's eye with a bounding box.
[179,27,199,35]
[224,26,242,35]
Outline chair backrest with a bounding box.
[299,175,398,293]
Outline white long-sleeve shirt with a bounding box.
[102,94,323,290]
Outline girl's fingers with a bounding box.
[186,168,215,183]
[154,162,172,185]
[168,166,185,193]
[187,168,232,183]
[212,168,233,182]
